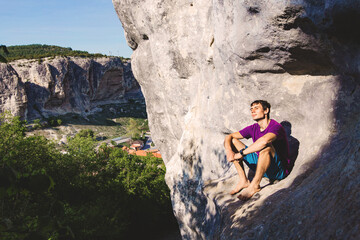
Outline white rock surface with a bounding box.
[0,57,139,119]
[113,0,360,239]
[0,64,27,117]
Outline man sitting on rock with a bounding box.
[224,100,290,200]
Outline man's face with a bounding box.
[250,103,268,121]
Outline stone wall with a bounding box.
[113,0,360,239]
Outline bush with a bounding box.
[125,118,149,139]
[0,112,176,239]
[45,117,63,127]
[0,112,61,239]
[33,118,41,129]
[76,129,94,138]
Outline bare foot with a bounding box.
[230,180,250,195]
[238,185,260,200]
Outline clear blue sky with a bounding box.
[0,0,133,58]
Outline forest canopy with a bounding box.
[0,44,130,62]
[0,112,176,240]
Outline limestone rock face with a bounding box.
[113,0,360,239]
[0,57,139,119]
[0,64,27,117]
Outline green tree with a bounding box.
[0,112,176,240]
[67,133,96,162]
[126,118,149,139]
[126,118,142,138]
[0,45,9,63]
[0,112,61,239]
[33,118,41,129]
[76,129,94,138]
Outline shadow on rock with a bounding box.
[281,120,300,174]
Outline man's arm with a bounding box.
[224,131,244,162]
[242,133,277,156]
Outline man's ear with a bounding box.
[264,108,269,114]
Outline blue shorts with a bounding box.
[242,146,286,181]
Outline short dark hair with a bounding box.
[251,100,271,118]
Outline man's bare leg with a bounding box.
[238,146,274,200]
[229,138,250,195]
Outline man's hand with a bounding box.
[234,153,243,159]
[226,151,243,162]
[226,151,236,162]
[224,131,245,163]
[227,151,244,162]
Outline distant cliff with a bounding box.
[113,0,360,239]
[0,56,140,119]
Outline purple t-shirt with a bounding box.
[239,119,290,174]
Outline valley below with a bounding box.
[0,45,182,240]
